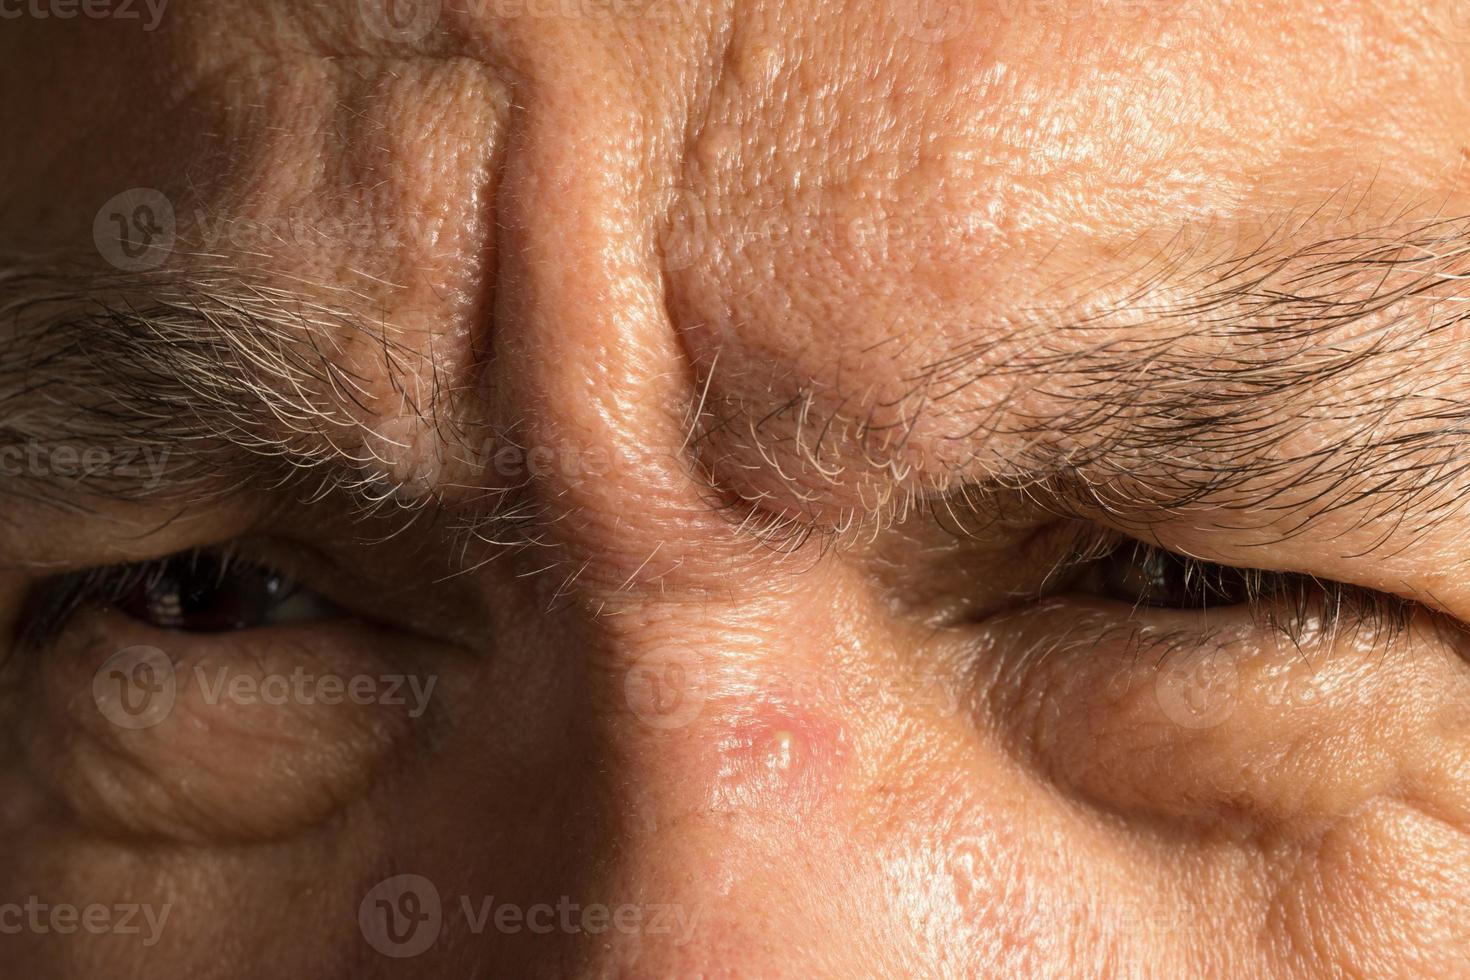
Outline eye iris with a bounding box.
[1102,544,1253,609]
[118,554,297,632]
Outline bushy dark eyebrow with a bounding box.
[11,205,1470,564]
[686,205,1470,551]
[927,209,1470,546]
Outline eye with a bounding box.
[1095,541,1256,609]
[17,547,340,645]
[112,551,336,632]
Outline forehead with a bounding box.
[7,0,1458,253]
[1,0,1459,287]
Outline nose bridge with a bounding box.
[482,61,890,955]
[563,595,872,973]
[489,67,724,586]
[527,551,873,970]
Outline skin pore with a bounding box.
[1,0,1469,976]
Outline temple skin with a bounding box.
[0,1,1469,977]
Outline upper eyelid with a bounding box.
[1080,537,1421,642]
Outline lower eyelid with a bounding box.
[9,606,433,844]
[973,592,1470,831]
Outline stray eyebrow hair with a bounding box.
[0,262,463,516]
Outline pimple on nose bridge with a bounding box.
[709,704,850,816]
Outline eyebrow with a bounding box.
[0,262,447,516]
[9,206,1470,559]
[930,208,1470,544]
[685,205,1470,550]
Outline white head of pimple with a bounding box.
[765,730,798,773]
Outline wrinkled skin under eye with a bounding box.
[0,521,1464,976]
[0,544,438,845]
[974,532,1470,834]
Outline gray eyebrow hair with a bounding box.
[0,262,464,518]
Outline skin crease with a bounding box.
[0,1,1469,978]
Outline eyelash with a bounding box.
[1075,535,1418,644]
[7,533,1424,664]
[14,546,286,652]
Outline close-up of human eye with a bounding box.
[1075,537,1415,631]
[4,1,1470,977]
[0,536,449,852]
[1088,540,1260,609]
[16,547,341,647]
[1036,535,1438,713]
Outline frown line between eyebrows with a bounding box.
[10,201,1470,562]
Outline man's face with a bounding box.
[1,1,1469,976]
